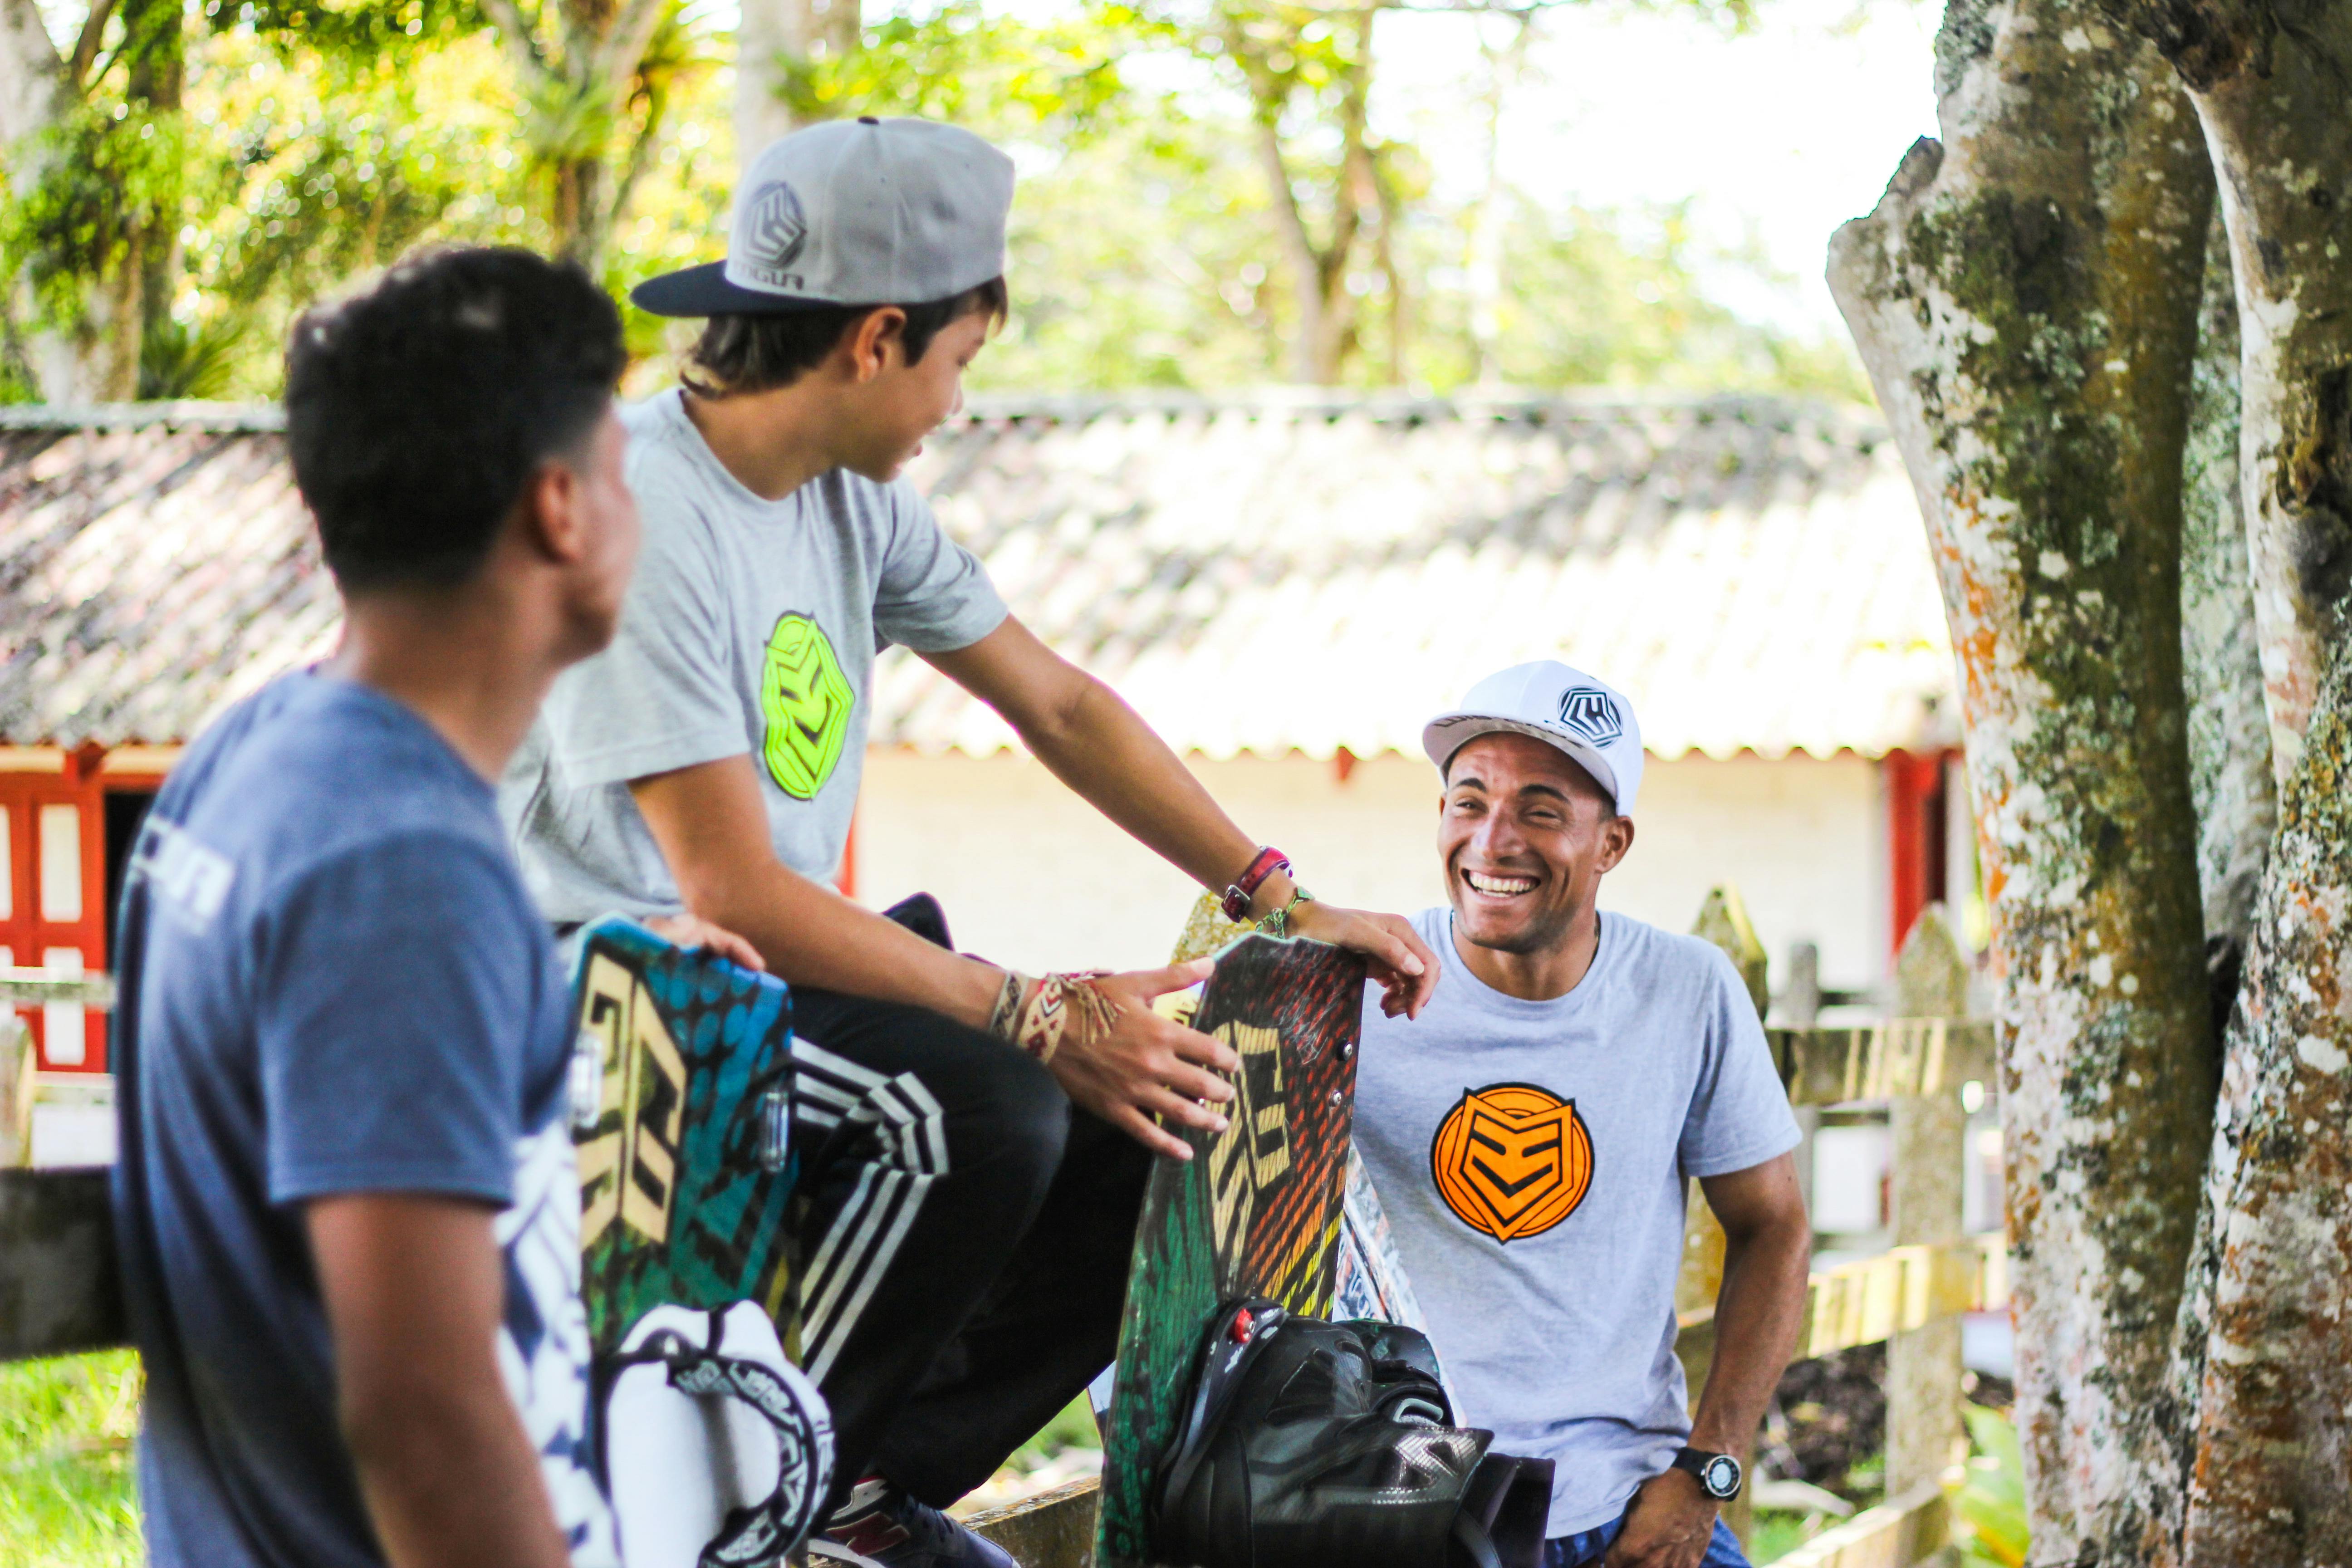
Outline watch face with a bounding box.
[1702,1455,1741,1498]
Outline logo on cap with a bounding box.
[739,181,808,286]
[1558,686,1622,747]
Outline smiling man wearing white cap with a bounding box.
[1350,661,1814,1568]
[502,118,1439,1568]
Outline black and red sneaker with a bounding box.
[807,1480,1015,1568]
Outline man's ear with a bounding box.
[518,459,588,566]
[843,306,910,383]
[1596,813,1635,875]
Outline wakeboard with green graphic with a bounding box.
[569,917,802,1358]
[1095,929,1367,1568]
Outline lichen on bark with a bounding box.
[1828,1,2217,1558]
[2176,637,2352,1565]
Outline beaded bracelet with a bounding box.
[1256,887,1316,938]
[987,969,1121,1064]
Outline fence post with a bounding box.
[1886,906,1969,1495]
[1686,885,1769,1547]
[0,1019,27,1168]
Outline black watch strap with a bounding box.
[1670,1446,1743,1499]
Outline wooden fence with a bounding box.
[0,893,2001,1568]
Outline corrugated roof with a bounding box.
[887,392,1956,760]
[0,407,334,747]
[0,394,1957,757]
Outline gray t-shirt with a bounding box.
[1353,907,1800,1538]
[503,391,1008,924]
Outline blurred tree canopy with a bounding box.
[0,0,1869,402]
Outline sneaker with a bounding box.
[810,1481,1016,1568]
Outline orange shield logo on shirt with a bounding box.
[1431,1083,1593,1243]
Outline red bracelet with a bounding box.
[1220,847,1292,923]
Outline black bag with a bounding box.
[1153,1298,1553,1568]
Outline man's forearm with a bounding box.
[344,1382,570,1568]
[1688,1215,1811,1457]
[630,761,1005,1025]
[693,857,1003,1025]
[310,1196,569,1568]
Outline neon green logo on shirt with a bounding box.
[760,612,853,799]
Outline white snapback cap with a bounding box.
[634,117,1014,316]
[1421,661,1645,814]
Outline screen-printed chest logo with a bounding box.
[761,612,853,799]
[1430,1083,1593,1243]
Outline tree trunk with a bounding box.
[2173,638,2352,1565]
[1231,5,1376,386]
[1466,13,1533,386]
[2120,0,2352,784]
[124,0,182,397]
[0,0,62,149]
[2178,200,2276,994]
[1825,2,2216,1558]
[735,0,857,169]
[487,0,672,267]
[2099,6,2352,1559]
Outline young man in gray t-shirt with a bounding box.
[1352,662,1811,1568]
[504,119,1441,1568]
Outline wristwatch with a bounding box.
[1670,1446,1743,1500]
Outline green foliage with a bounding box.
[206,0,480,56]
[764,1,1864,398]
[1416,200,1872,400]
[0,1352,142,1568]
[138,312,247,398]
[4,0,1864,401]
[788,0,1159,138]
[1953,1403,2029,1568]
[3,100,188,333]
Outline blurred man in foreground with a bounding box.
[110,248,749,1568]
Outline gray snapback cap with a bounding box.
[633,117,1014,316]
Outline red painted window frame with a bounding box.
[0,752,112,1071]
[1886,747,1960,958]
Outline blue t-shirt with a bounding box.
[110,673,617,1568]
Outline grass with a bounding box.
[1009,1393,1101,1465]
[1750,1508,1818,1562]
[6,1363,1989,1568]
[0,1351,143,1568]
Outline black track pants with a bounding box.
[785,897,1151,1509]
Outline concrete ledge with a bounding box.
[964,1475,1099,1568]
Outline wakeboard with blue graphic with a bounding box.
[568,916,802,1358]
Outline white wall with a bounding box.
[855,749,1886,992]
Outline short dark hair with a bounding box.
[680,276,1009,399]
[285,247,625,593]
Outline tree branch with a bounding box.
[588,0,670,102]
[476,0,550,82]
[66,0,115,90]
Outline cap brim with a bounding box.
[1421,715,1618,806]
[629,262,844,318]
